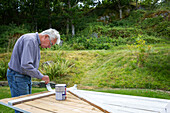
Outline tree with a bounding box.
[140,0,160,9]
[56,0,92,36]
[103,0,131,19]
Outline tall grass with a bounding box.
[39,51,75,82]
[41,60,74,80]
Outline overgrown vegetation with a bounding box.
[127,35,153,67]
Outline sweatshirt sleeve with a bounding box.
[20,39,43,79]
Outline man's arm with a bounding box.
[20,39,50,84]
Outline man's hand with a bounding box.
[41,75,50,84]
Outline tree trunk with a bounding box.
[72,23,75,36]
[119,8,122,19]
[118,0,122,20]
[66,19,69,35]
[136,0,138,9]
[47,0,51,28]
[16,1,19,25]
[66,0,71,35]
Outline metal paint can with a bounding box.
[55,84,66,100]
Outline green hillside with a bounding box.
[37,44,170,90]
[2,44,168,90]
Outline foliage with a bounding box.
[154,21,170,37]
[0,60,8,80]
[140,35,168,44]
[41,60,74,80]
[127,35,152,67]
[40,52,74,80]
[59,24,144,50]
[0,0,99,35]
[0,24,29,53]
[70,36,112,50]
[109,9,170,38]
[50,43,73,50]
[0,1,169,53]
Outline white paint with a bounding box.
[8,84,56,106]
[163,102,170,113]
[69,89,170,113]
[8,91,55,106]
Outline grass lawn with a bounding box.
[0,86,169,113]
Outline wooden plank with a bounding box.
[24,100,59,112]
[69,89,170,113]
[14,104,52,113]
[43,94,90,105]
[68,90,110,113]
[0,91,49,104]
[8,91,55,105]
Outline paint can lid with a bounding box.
[55,84,66,87]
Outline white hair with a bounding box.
[41,28,61,45]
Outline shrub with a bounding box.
[154,21,170,37]
[0,60,8,80]
[141,35,168,44]
[127,35,152,67]
[40,55,74,80]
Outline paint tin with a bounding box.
[55,84,66,100]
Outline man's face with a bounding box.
[41,35,57,48]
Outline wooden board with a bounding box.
[69,90,170,113]
[0,91,104,113]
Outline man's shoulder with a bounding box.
[23,32,36,38]
[22,33,37,41]
[16,33,37,46]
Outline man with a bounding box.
[7,28,60,113]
